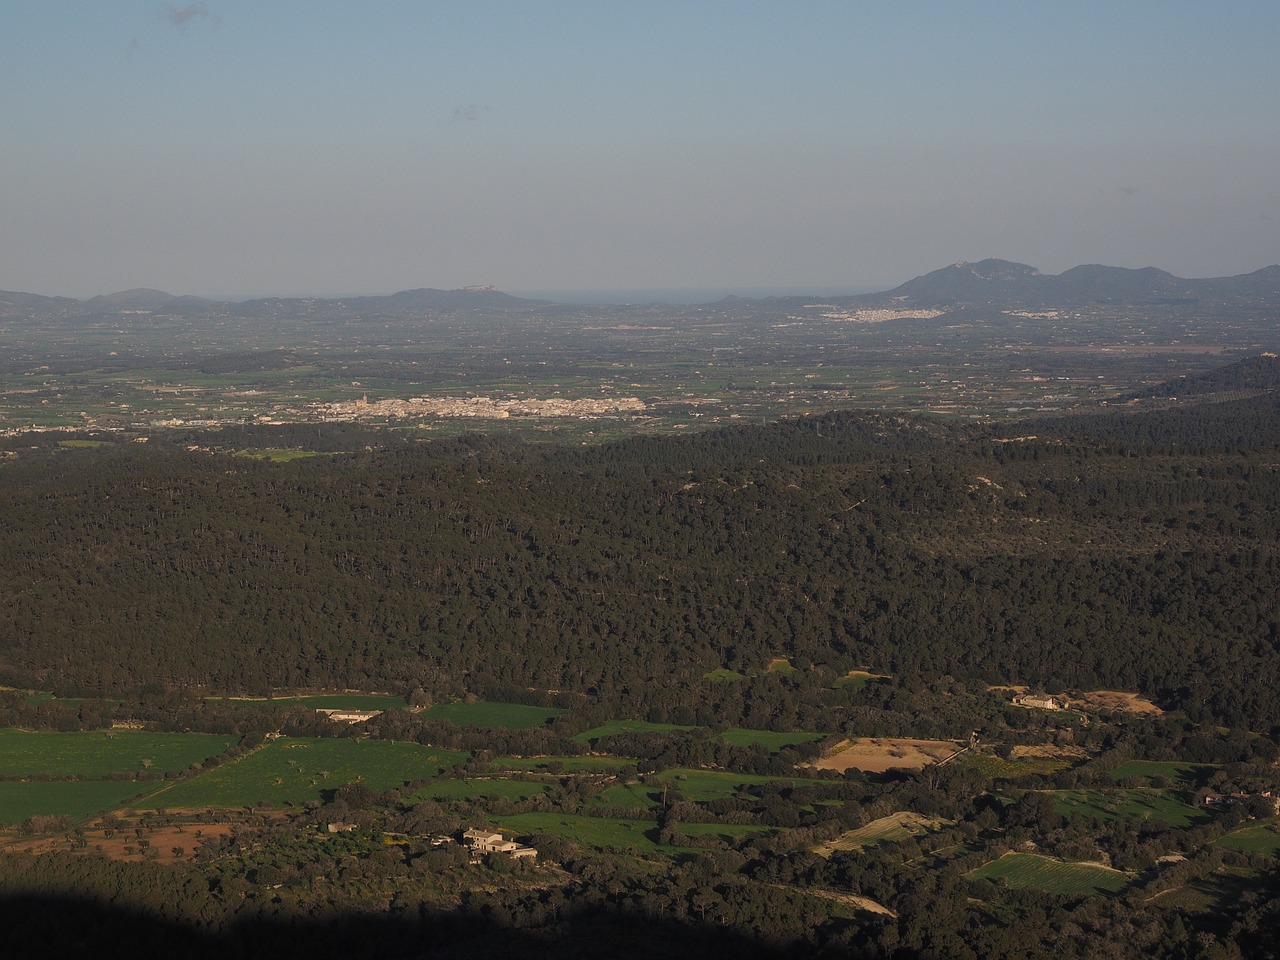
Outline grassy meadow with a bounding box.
[1049,789,1208,827]
[1214,823,1280,855]
[423,700,564,729]
[130,738,467,811]
[0,781,158,826]
[0,730,238,779]
[719,728,827,752]
[969,853,1130,895]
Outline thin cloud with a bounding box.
[163,3,210,28]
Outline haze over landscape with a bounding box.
[8,6,1280,960]
[3,1,1279,299]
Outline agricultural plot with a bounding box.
[834,670,890,690]
[596,780,663,809]
[0,730,238,779]
[0,780,155,826]
[814,812,947,856]
[424,700,564,729]
[969,853,1130,895]
[811,738,961,773]
[719,728,827,752]
[679,821,774,844]
[131,738,467,811]
[1148,866,1263,914]
[704,668,747,682]
[959,751,1077,780]
[1214,823,1280,855]
[1072,691,1162,715]
[494,812,660,852]
[233,448,333,462]
[1049,789,1208,827]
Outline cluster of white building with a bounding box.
[462,827,538,859]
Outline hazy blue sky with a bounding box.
[3,1,1278,299]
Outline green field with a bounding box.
[424,700,564,729]
[1109,760,1218,785]
[575,719,701,743]
[596,780,664,809]
[494,812,660,851]
[816,812,947,855]
[703,668,747,682]
[0,780,159,825]
[833,671,889,690]
[969,853,1130,895]
[1215,823,1280,855]
[679,821,774,843]
[131,738,468,810]
[0,730,238,778]
[1050,789,1208,827]
[1149,866,1263,913]
[234,448,334,462]
[958,752,1077,779]
[719,728,827,752]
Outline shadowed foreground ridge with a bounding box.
[0,893,843,960]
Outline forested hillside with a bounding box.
[2,399,1279,730]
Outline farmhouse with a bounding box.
[316,708,383,724]
[1012,693,1069,711]
[1200,790,1280,815]
[462,827,537,859]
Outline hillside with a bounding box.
[2,404,1279,729]
[848,259,1280,310]
[1122,352,1280,401]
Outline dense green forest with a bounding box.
[2,395,1279,731]
[4,392,1280,958]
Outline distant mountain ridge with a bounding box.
[2,260,1279,317]
[854,258,1280,310]
[0,285,547,319]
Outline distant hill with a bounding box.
[846,258,1280,310]
[0,285,546,320]
[87,288,181,310]
[883,258,1047,303]
[1122,353,1280,402]
[0,289,82,315]
[226,286,547,318]
[343,287,547,311]
[3,262,1279,317]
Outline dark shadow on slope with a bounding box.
[0,893,882,960]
